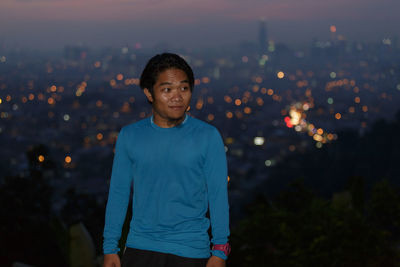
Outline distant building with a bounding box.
[258,19,268,54]
[64,45,89,61]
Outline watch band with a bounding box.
[212,243,231,257]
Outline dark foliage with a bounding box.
[0,172,67,266]
[228,179,400,267]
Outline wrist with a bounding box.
[103,247,120,255]
[211,250,227,260]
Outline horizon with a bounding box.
[1,0,399,50]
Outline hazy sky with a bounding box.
[0,0,399,50]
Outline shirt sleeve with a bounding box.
[204,128,230,260]
[103,127,133,254]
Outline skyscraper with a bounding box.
[258,19,268,54]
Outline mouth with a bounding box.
[169,106,184,110]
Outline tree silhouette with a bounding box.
[0,144,66,266]
[228,180,400,267]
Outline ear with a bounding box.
[143,88,153,103]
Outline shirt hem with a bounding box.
[126,234,210,259]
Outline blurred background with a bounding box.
[1,0,400,266]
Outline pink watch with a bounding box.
[212,243,231,257]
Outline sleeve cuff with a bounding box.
[211,249,228,260]
[103,247,120,254]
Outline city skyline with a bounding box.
[1,0,399,50]
[1,13,400,265]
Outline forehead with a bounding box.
[155,68,188,84]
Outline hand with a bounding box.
[206,255,226,267]
[103,253,121,267]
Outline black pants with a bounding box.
[121,247,209,267]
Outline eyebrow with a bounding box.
[158,80,190,87]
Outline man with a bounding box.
[103,53,230,267]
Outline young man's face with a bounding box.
[144,68,192,128]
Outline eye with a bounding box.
[181,86,189,91]
[162,87,170,92]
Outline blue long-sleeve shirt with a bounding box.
[103,115,230,260]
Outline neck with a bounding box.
[152,112,186,128]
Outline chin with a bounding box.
[169,113,186,120]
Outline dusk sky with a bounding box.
[0,0,399,50]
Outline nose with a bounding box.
[171,88,183,102]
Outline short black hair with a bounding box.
[139,53,194,94]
